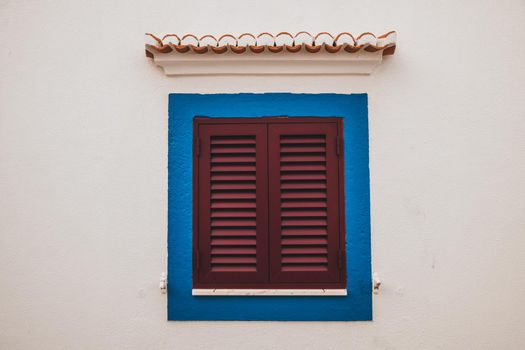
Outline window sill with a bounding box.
[192,289,347,296]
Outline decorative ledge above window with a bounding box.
[145,31,396,76]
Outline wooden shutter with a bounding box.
[194,122,268,286]
[268,122,344,284]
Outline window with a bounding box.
[168,93,371,320]
[193,117,346,290]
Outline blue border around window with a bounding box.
[168,93,371,321]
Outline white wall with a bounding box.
[1,0,525,349]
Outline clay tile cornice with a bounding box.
[145,31,396,57]
[145,31,396,75]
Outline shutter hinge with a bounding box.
[194,137,201,157]
[336,136,342,156]
[159,272,167,294]
[338,249,345,270]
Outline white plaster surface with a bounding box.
[1,0,525,349]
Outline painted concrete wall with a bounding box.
[1,0,524,349]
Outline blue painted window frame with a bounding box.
[168,93,371,321]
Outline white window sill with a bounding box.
[192,289,347,296]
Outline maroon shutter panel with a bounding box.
[268,122,344,285]
[194,122,268,286]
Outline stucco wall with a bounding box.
[1,0,524,349]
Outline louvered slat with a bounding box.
[281,227,328,235]
[211,247,257,255]
[211,228,257,236]
[281,209,327,217]
[210,201,256,209]
[280,173,327,180]
[211,155,256,163]
[211,210,256,218]
[281,200,327,208]
[211,165,256,172]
